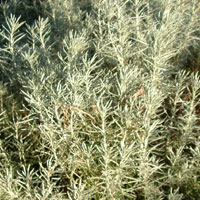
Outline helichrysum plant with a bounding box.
[0,0,200,199]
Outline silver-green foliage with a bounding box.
[0,0,200,199]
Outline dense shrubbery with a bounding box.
[0,0,200,199]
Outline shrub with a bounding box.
[0,0,200,199]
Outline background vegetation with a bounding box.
[0,0,200,199]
